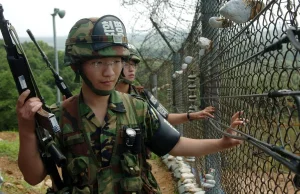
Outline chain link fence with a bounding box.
[131,0,300,193]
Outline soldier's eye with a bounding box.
[113,61,121,64]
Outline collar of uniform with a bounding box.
[78,92,90,117]
[109,90,126,113]
[78,90,126,117]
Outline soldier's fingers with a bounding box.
[31,102,43,113]
[206,109,215,113]
[238,118,248,122]
[17,89,30,108]
[209,109,215,113]
[18,100,42,120]
[28,100,42,108]
[208,106,215,110]
[231,111,243,121]
[25,97,42,107]
[230,120,244,128]
[202,112,214,118]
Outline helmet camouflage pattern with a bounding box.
[128,43,141,64]
[64,15,130,66]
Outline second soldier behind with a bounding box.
[115,43,215,125]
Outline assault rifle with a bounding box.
[26,29,72,99]
[0,4,67,190]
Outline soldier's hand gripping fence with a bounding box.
[207,100,300,189]
[26,29,72,99]
[0,4,67,190]
[197,31,300,189]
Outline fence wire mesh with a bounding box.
[124,0,300,193]
[183,0,300,193]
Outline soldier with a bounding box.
[115,44,215,125]
[17,15,245,193]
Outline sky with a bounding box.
[0,0,137,37]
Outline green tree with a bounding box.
[0,70,18,130]
[0,39,81,130]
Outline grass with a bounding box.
[0,138,19,160]
[1,172,45,194]
[150,152,160,160]
[0,131,48,194]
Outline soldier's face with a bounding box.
[82,57,124,90]
[123,60,137,82]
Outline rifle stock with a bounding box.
[0,4,67,191]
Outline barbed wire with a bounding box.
[121,0,197,82]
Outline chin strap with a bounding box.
[118,77,132,85]
[71,64,81,83]
[79,69,113,96]
[74,70,81,83]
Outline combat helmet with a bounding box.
[119,43,141,84]
[128,43,140,64]
[64,15,130,95]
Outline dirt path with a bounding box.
[148,159,176,194]
[0,132,176,194]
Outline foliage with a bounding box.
[0,39,80,131]
[150,152,159,160]
[0,70,19,130]
[0,133,19,160]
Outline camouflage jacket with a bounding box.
[55,90,162,194]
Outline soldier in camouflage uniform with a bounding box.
[115,44,216,125]
[16,15,246,194]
